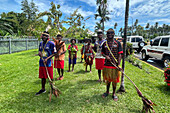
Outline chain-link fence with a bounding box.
[0,37,71,54]
[0,38,39,54]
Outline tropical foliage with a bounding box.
[0,0,90,40]
[94,0,110,32]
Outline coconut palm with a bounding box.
[145,23,150,38]
[95,0,110,33]
[134,19,138,35]
[155,22,158,34]
[0,19,14,35]
[95,22,103,32]
[114,22,118,35]
[119,27,123,36]
[162,24,166,35]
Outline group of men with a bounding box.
[36,28,123,101]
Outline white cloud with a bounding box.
[59,4,94,17]
[148,19,170,24]
[78,0,96,7]
[131,0,170,18]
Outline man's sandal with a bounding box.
[112,95,118,101]
[102,93,109,98]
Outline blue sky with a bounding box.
[0,0,170,35]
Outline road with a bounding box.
[134,52,164,71]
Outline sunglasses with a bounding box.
[107,31,114,34]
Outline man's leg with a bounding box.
[98,70,101,81]
[57,68,61,80]
[112,82,118,101]
[90,65,92,72]
[72,63,74,71]
[106,82,111,94]
[61,69,64,76]
[59,69,64,80]
[102,81,110,98]
[57,68,61,76]
[85,65,87,72]
[42,78,46,90]
[35,78,46,95]
[68,64,70,72]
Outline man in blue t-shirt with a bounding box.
[36,31,56,96]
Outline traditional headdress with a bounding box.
[41,25,51,38]
[97,29,103,34]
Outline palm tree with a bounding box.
[145,23,150,38]
[155,22,158,34]
[95,0,110,33]
[118,0,130,93]
[119,27,123,36]
[95,22,102,32]
[0,19,14,35]
[162,24,166,35]
[114,22,118,35]
[134,19,138,35]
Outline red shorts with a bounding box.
[39,66,53,79]
[54,60,64,69]
[95,58,105,70]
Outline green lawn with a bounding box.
[0,44,169,113]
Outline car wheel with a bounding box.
[142,50,149,61]
[164,56,170,67]
[138,41,145,48]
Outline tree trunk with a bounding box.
[118,0,129,93]
[102,20,104,33]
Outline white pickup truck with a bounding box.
[141,35,170,67]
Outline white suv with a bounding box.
[127,36,146,52]
[141,35,170,67]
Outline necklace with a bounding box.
[42,41,48,57]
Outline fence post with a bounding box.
[37,39,39,49]
[26,38,28,50]
[9,38,11,54]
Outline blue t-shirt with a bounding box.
[39,41,55,67]
[94,39,106,48]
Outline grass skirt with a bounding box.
[103,67,120,83]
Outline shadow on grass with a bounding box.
[156,84,170,95]
[74,69,86,74]
[78,80,99,85]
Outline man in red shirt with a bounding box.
[101,28,123,101]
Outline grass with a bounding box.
[0,44,169,113]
